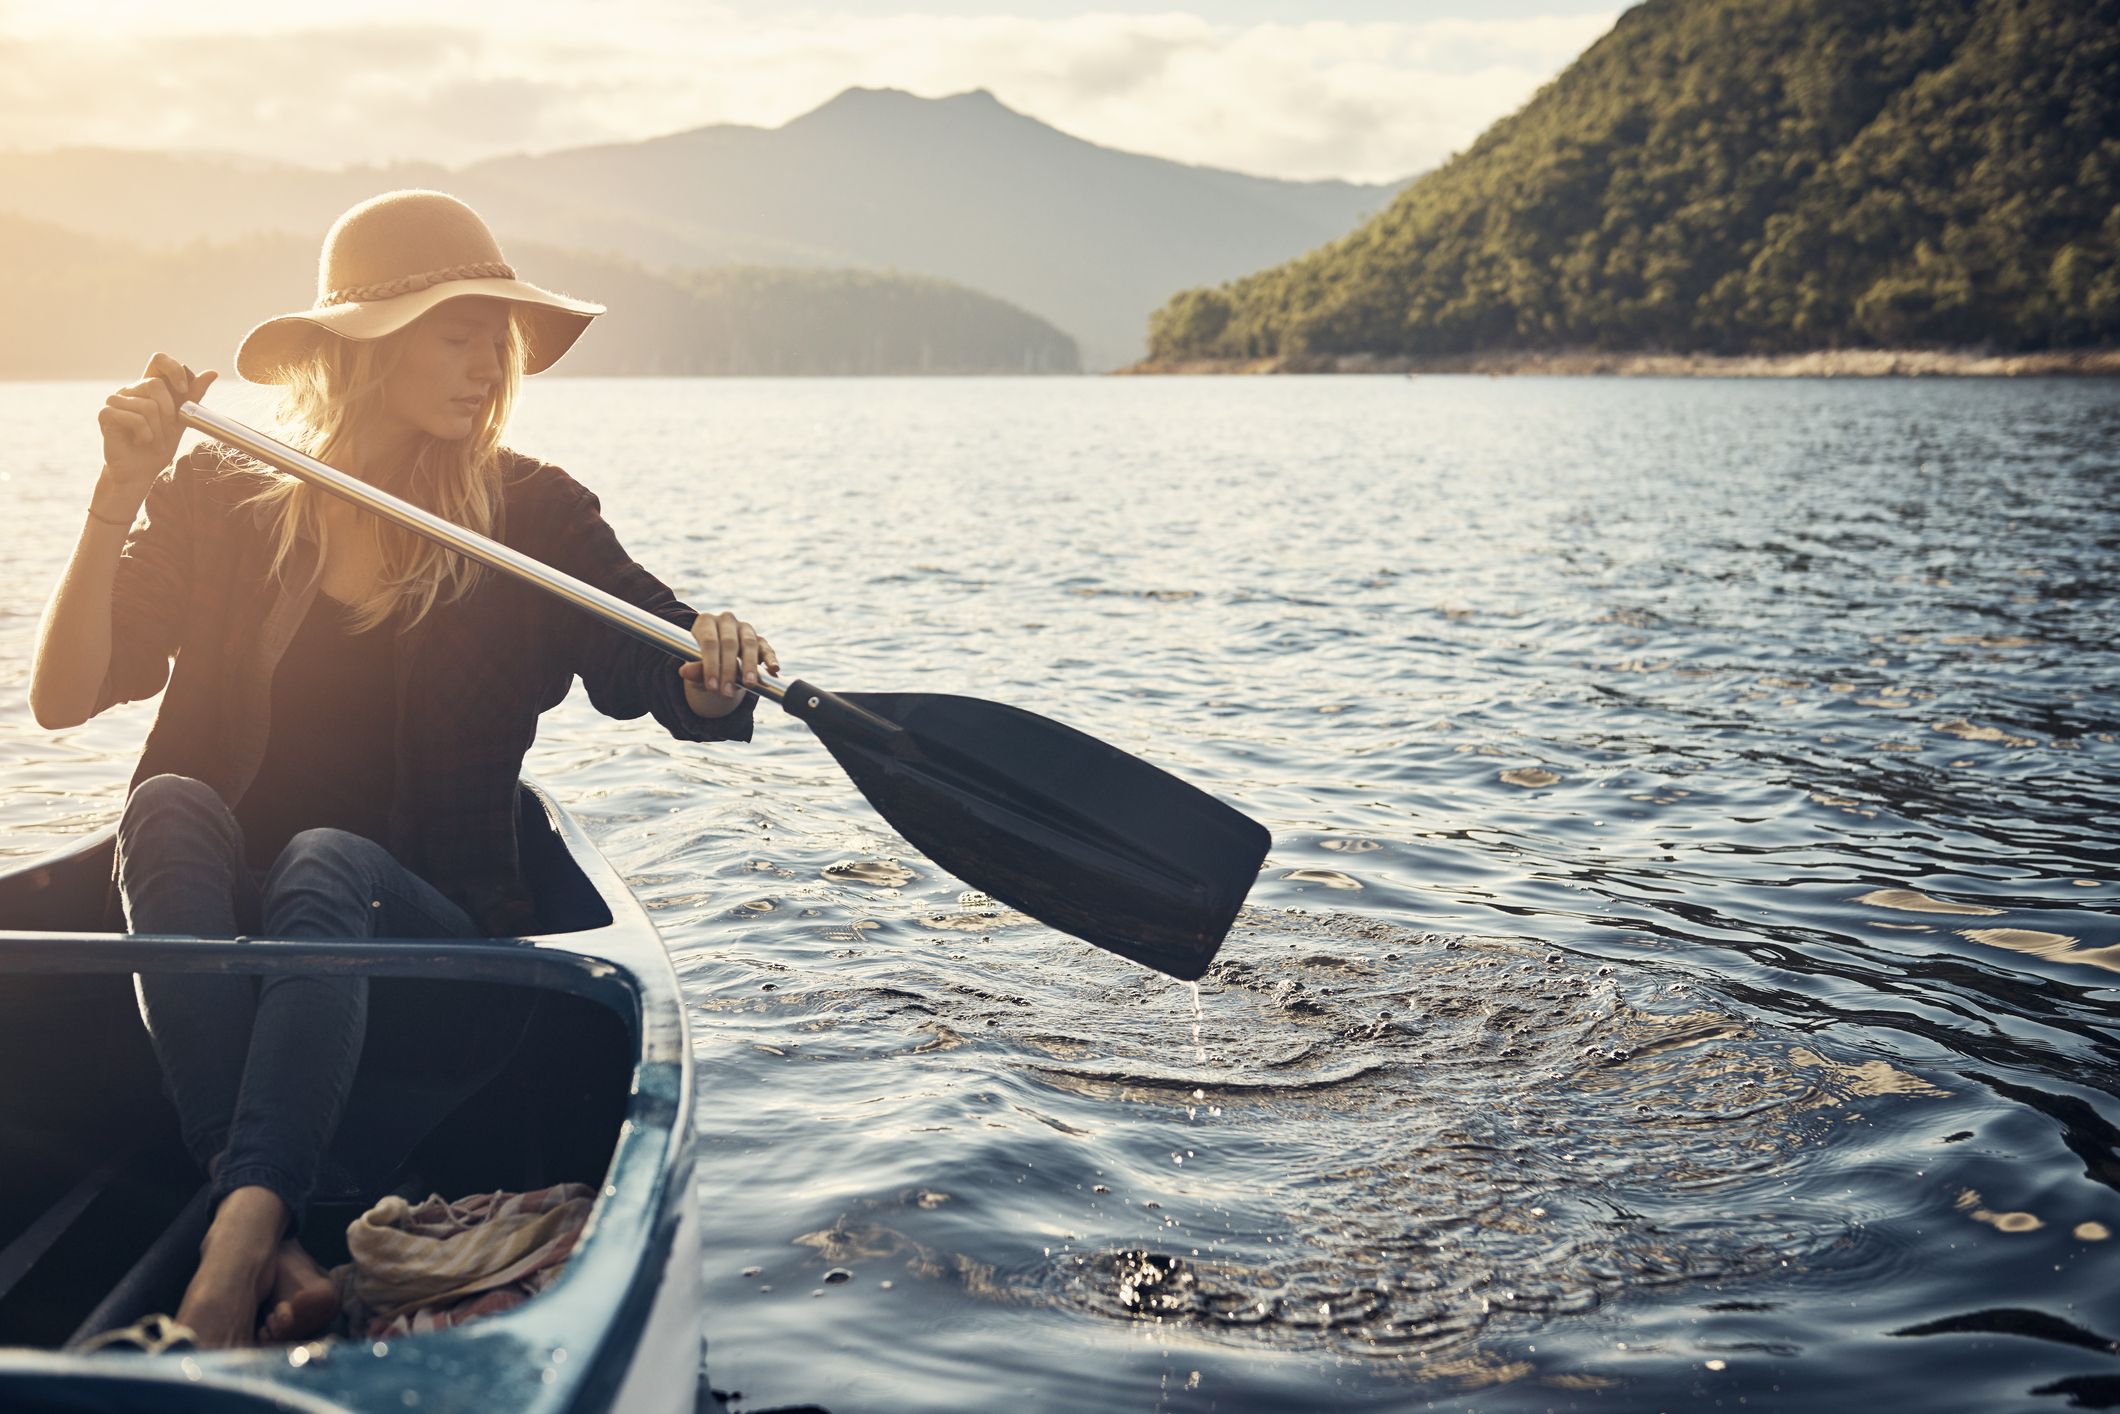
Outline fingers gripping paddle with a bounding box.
[176,400,1270,980]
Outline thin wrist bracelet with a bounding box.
[87,503,132,528]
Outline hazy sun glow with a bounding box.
[0,2,1616,181]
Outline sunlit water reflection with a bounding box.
[2,376,2115,1411]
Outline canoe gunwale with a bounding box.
[0,934,647,1026]
[0,779,701,1414]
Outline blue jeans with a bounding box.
[115,773,477,1224]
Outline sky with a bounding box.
[0,2,1624,183]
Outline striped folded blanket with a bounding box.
[333,1183,596,1338]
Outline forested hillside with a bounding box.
[1148,0,2119,361]
[0,216,1079,378]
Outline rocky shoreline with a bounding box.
[1118,348,2120,377]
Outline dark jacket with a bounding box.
[97,442,754,935]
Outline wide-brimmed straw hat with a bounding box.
[235,189,603,384]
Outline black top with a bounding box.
[235,594,399,870]
[106,448,754,936]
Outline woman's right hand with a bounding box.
[95,353,217,516]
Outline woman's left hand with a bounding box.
[680,610,779,716]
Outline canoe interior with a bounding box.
[0,788,635,1353]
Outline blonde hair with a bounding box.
[242,309,525,632]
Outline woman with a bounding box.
[26,190,775,1349]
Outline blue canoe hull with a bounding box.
[0,780,701,1413]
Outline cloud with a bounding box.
[0,10,1616,182]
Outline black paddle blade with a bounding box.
[780,682,1269,980]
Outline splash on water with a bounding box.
[1187,979,1205,1065]
[1025,911,1949,1365]
[708,906,1954,1377]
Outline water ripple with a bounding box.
[2,377,2116,1411]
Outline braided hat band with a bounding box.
[234,191,603,385]
[320,260,518,308]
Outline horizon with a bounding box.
[1,86,1418,188]
[0,2,1622,184]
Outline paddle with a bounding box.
[172,400,1270,980]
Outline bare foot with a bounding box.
[258,1238,340,1343]
[175,1186,286,1350]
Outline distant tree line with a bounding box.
[0,217,1079,379]
[1149,0,2120,361]
[663,267,1078,376]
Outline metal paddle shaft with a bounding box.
[175,402,1270,978]
[177,402,784,699]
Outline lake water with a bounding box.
[1,375,2116,1412]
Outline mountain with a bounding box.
[1145,0,2120,363]
[0,89,1403,370]
[0,214,1079,379]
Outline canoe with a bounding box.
[0,779,703,1414]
